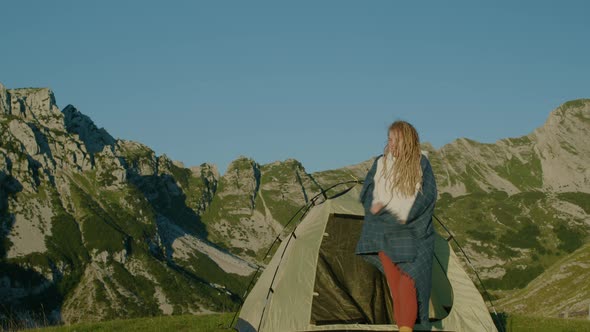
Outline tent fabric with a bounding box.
[236,185,498,332]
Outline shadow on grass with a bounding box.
[492,311,508,332]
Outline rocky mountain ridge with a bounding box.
[426,99,590,197]
[1,82,589,326]
[197,97,590,318]
[0,83,254,326]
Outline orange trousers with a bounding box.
[378,251,417,329]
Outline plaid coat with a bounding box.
[355,154,437,324]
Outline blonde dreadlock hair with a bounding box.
[382,121,423,197]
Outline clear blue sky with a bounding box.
[2,1,589,173]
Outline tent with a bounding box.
[236,184,498,331]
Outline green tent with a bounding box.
[236,185,498,331]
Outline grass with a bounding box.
[435,187,590,292]
[561,99,589,110]
[558,192,590,215]
[503,314,590,332]
[22,312,590,332]
[493,153,543,190]
[26,313,235,332]
[485,265,545,290]
[495,242,590,318]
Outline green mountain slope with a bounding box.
[435,190,589,292]
[496,242,590,317]
[0,84,253,325]
[2,81,589,326]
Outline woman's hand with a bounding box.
[370,202,384,215]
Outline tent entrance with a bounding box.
[311,213,394,325]
[310,213,454,326]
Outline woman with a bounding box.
[355,121,437,332]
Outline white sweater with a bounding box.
[372,153,425,223]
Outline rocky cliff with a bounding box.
[426,99,590,196]
[0,83,254,326]
[197,99,590,317]
[1,82,588,325]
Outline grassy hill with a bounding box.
[2,85,589,328]
[435,190,589,294]
[0,88,251,326]
[496,242,590,318]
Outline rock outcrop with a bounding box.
[533,100,590,192]
[0,84,254,326]
[1,81,589,324]
[426,99,590,197]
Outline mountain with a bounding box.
[0,83,374,327]
[1,81,588,326]
[199,100,590,297]
[495,241,590,317]
[199,157,372,261]
[194,98,590,315]
[426,101,590,298]
[0,84,254,325]
[425,99,590,196]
